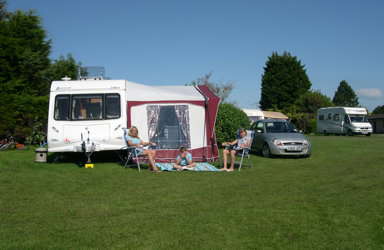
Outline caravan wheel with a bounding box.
[347,130,353,136]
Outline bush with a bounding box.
[1,95,49,143]
[288,112,316,134]
[215,103,250,145]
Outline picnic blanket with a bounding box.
[155,162,220,171]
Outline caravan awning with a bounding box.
[126,82,204,101]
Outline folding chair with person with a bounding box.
[121,127,159,172]
[237,129,255,171]
[121,128,142,171]
[221,129,255,171]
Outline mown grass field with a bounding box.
[1,135,384,249]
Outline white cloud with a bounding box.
[357,88,383,98]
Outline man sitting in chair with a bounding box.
[221,129,250,172]
[125,126,159,172]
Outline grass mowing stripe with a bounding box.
[0,135,383,249]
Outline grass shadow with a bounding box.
[47,150,123,167]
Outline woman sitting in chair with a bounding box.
[221,129,250,172]
[125,126,159,172]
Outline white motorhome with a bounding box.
[47,78,220,162]
[317,107,372,136]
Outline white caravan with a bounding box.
[48,79,127,153]
[316,107,372,136]
[47,78,220,162]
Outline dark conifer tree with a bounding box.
[260,52,311,110]
[332,80,359,107]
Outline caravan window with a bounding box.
[53,93,121,121]
[319,114,324,120]
[105,94,120,119]
[327,113,332,120]
[147,105,191,149]
[72,95,103,120]
[333,114,340,121]
[54,95,70,120]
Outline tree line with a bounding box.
[259,51,362,133]
[1,1,382,144]
[199,51,369,141]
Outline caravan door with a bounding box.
[331,113,343,134]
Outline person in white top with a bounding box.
[221,129,250,172]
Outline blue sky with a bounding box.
[9,0,384,111]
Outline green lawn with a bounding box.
[1,135,384,249]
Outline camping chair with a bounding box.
[121,128,142,171]
[237,130,255,171]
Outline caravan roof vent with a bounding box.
[61,76,71,81]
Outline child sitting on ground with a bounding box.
[173,146,196,171]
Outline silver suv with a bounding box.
[251,119,311,157]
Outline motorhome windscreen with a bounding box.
[265,122,296,133]
[72,95,103,120]
[349,115,368,123]
[147,105,191,149]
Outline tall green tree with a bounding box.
[260,52,311,111]
[0,10,51,95]
[0,4,79,141]
[332,80,359,107]
[0,0,7,20]
[372,105,384,114]
[0,8,51,139]
[44,54,79,82]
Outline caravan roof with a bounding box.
[318,107,367,115]
[51,79,127,92]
